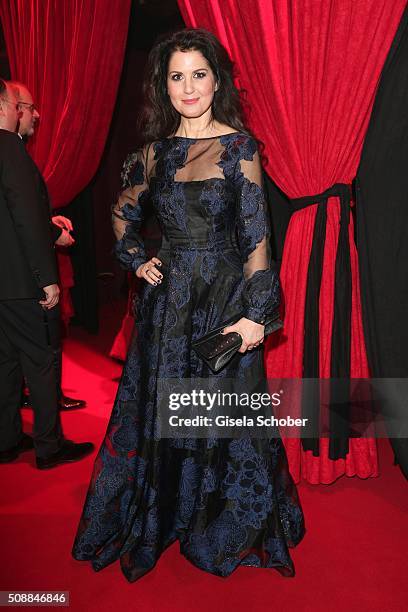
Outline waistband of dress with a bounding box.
[161,241,237,252]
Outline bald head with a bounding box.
[9,81,40,138]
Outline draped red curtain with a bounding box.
[0,0,131,324]
[178,0,407,483]
[0,0,131,207]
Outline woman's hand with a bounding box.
[222,317,265,353]
[136,257,163,285]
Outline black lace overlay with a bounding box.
[73,133,305,582]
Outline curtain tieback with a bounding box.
[290,182,352,211]
[289,182,353,460]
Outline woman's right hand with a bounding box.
[136,257,163,285]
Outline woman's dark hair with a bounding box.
[0,78,6,97]
[138,28,252,144]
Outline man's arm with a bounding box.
[0,131,58,289]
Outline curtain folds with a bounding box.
[0,0,131,207]
[0,0,131,323]
[178,0,407,483]
[356,6,408,478]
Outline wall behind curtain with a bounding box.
[91,1,184,294]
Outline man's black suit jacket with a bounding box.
[0,129,58,299]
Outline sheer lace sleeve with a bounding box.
[111,148,150,272]
[235,143,280,323]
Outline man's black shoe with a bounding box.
[36,440,94,470]
[0,434,34,463]
[59,395,86,410]
[21,394,86,410]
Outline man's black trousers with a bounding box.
[0,299,63,458]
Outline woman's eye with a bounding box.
[170,74,183,81]
[194,72,207,79]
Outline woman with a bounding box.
[72,28,305,582]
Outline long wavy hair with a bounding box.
[138,28,252,144]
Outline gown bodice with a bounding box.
[112,132,279,324]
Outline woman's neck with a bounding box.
[175,116,232,139]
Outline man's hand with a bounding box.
[55,228,75,247]
[39,284,60,309]
[52,215,73,231]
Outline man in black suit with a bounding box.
[11,80,86,411]
[0,78,93,468]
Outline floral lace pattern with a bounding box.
[73,133,305,582]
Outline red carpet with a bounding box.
[1,304,407,612]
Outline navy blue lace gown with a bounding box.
[72,133,305,582]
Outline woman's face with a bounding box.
[167,49,218,119]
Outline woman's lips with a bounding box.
[182,98,199,105]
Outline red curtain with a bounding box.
[0,0,131,207]
[178,0,406,483]
[0,0,131,325]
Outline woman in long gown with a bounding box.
[72,28,305,582]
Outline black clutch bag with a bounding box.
[192,310,283,373]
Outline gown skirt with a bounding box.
[72,133,305,581]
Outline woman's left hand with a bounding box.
[222,317,265,353]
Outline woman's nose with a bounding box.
[183,76,194,94]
